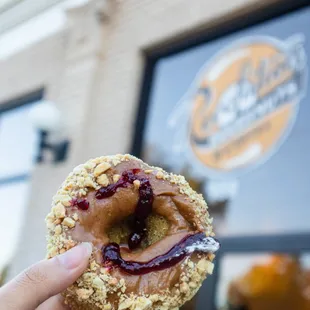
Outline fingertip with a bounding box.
[57,242,92,270]
[0,243,93,310]
[81,242,93,257]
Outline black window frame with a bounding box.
[131,1,310,309]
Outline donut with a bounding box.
[46,154,219,310]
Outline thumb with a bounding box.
[0,242,92,310]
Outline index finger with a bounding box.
[0,243,91,310]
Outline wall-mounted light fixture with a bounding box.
[28,101,70,163]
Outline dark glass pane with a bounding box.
[141,6,310,236]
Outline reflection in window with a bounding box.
[0,101,41,280]
[216,253,310,310]
[0,103,40,179]
[142,7,310,237]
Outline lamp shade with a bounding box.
[28,100,62,132]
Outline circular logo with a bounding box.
[187,36,307,177]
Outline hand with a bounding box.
[0,243,92,310]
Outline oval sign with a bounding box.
[184,36,307,178]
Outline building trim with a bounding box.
[0,88,44,114]
[0,0,65,34]
[0,174,30,186]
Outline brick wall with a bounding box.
[82,0,264,158]
[0,32,65,103]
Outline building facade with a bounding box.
[0,0,309,309]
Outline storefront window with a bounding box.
[0,104,40,179]
[141,6,310,237]
[216,253,310,310]
[0,100,41,277]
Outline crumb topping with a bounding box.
[46,154,215,310]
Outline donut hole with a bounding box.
[145,214,169,246]
[107,218,132,245]
[107,214,169,249]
